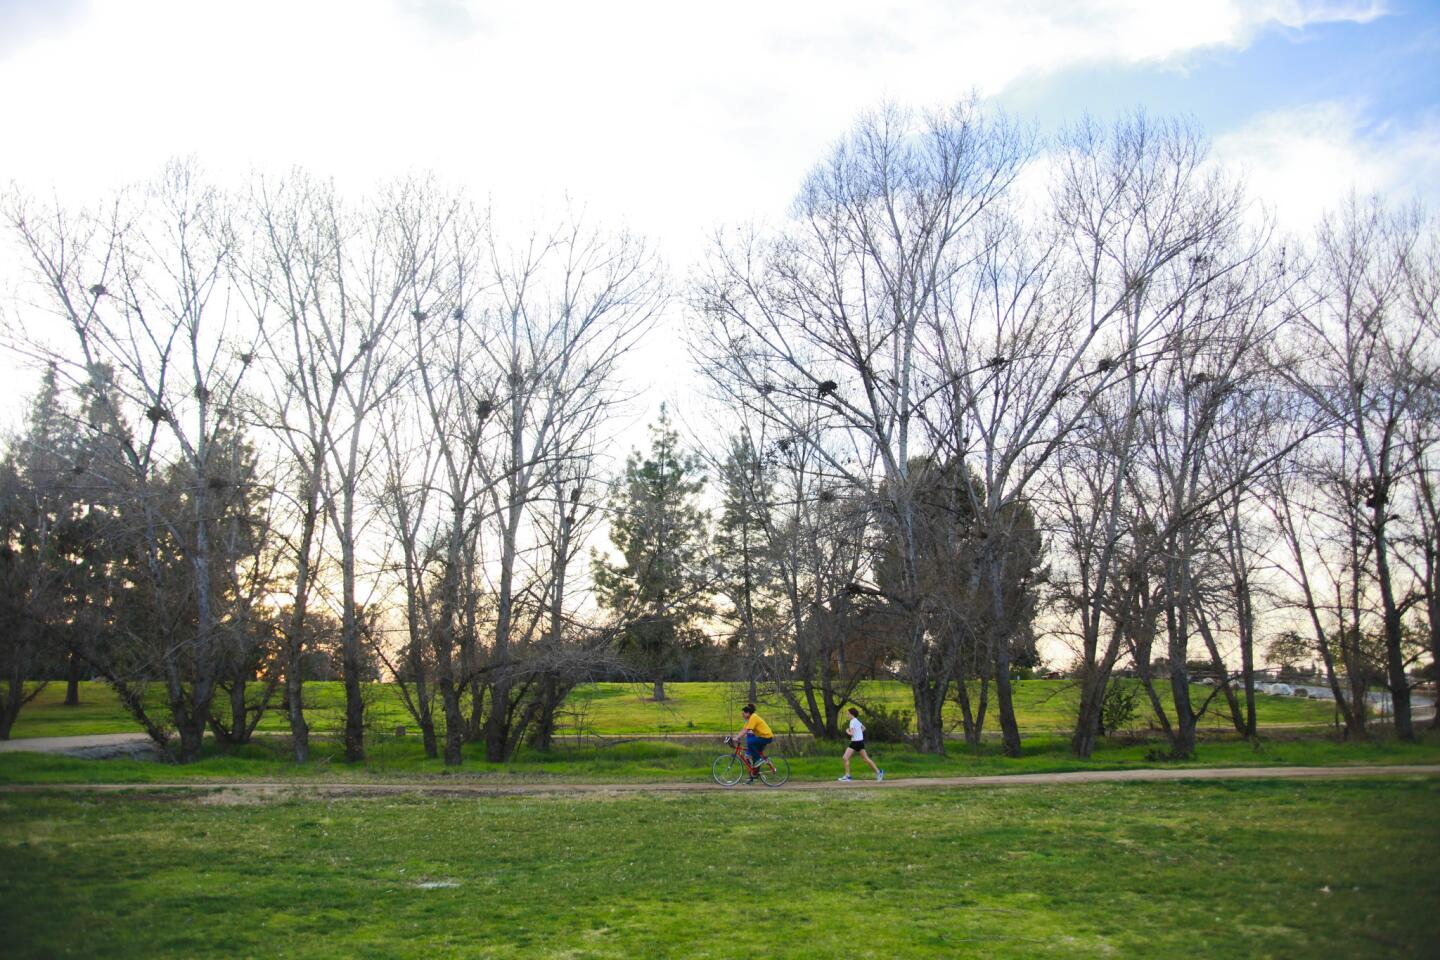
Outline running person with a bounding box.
[838,707,883,781]
[733,704,773,783]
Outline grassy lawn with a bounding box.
[2,777,1435,958]
[8,679,1339,740]
[3,729,1438,786]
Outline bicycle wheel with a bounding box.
[758,755,790,787]
[712,753,745,786]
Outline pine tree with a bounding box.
[874,456,1045,748]
[0,366,84,735]
[713,434,780,702]
[593,407,712,701]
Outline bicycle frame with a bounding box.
[727,736,765,775]
[713,735,789,787]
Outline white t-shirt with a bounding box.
[847,716,865,742]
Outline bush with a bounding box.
[859,703,912,743]
[1100,680,1140,734]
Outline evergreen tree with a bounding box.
[0,366,85,736]
[874,456,1045,747]
[712,433,781,701]
[593,407,712,701]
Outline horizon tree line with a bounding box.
[0,100,1436,763]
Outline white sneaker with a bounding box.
[877,770,885,782]
[838,774,853,781]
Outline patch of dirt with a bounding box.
[190,786,297,806]
[64,741,170,762]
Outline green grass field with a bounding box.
[4,729,1438,786]
[7,678,1340,740]
[3,777,1435,958]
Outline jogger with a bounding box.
[838,707,883,782]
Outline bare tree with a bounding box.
[914,112,1248,756]
[476,214,662,761]
[238,171,349,762]
[245,175,436,761]
[762,424,875,740]
[1286,198,1434,740]
[526,464,609,752]
[5,162,266,761]
[1199,355,1314,737]
[1396,222,1440,726]
[694,100,1030,754]
[376,401,444,758]
[1264,450,1383,737]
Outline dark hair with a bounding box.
[742,704,755,714]
[848,707,860,717]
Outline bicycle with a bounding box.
[712,735,790,786]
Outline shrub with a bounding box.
[859,703,912,743]
[1100,680,1140,734]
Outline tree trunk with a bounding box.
[1072,667,1111,759]
[912,679,946,755]
[823,693,844,740]
[1164,596,1197,759]
[176,708,207,764]
[64,651,82,706]
[1072,686,1102,759]
[772,677,829,739]
[954,676,989,748]
[1315,628,1367,739]
[482,472,527,764]
[1222,497,1260,738]
[652,678,667,702]
[440,678,464,767]
[1240,627,1258,739]
[1071,609,1129,758]
[283,494,320,762]
[285,660,310,763]
[342,642,366,762]
[954,679,979,746]
[339,480,366,761]
[224,680,248,743]
[1167,666,1198,759]
[532,675,558,753]
[0,676,22,740]
[993,661,1021,758]
[340,544,366,762]
[1428,546,1440,730]
[464,678,486,744]
[1132,649,1176,744]
[1195,612,1245,735]
[1235,563,1258,738]
[1372,515,1414,740]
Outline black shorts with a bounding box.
[848,740,866,752]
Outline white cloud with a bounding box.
[0,0,1394,416]
[1215,101,1440,231]
[0,1,1386,239]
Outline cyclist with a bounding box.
[732,704,773,783]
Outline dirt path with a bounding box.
[0,733,160,758]
[1,763,1436,800]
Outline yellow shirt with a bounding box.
[743,713,773,738]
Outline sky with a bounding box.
[1,0,1438,414]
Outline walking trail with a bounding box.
[1,764,1436,800]
[0,733,160,757]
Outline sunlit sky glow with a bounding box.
[2,0,1438,410]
